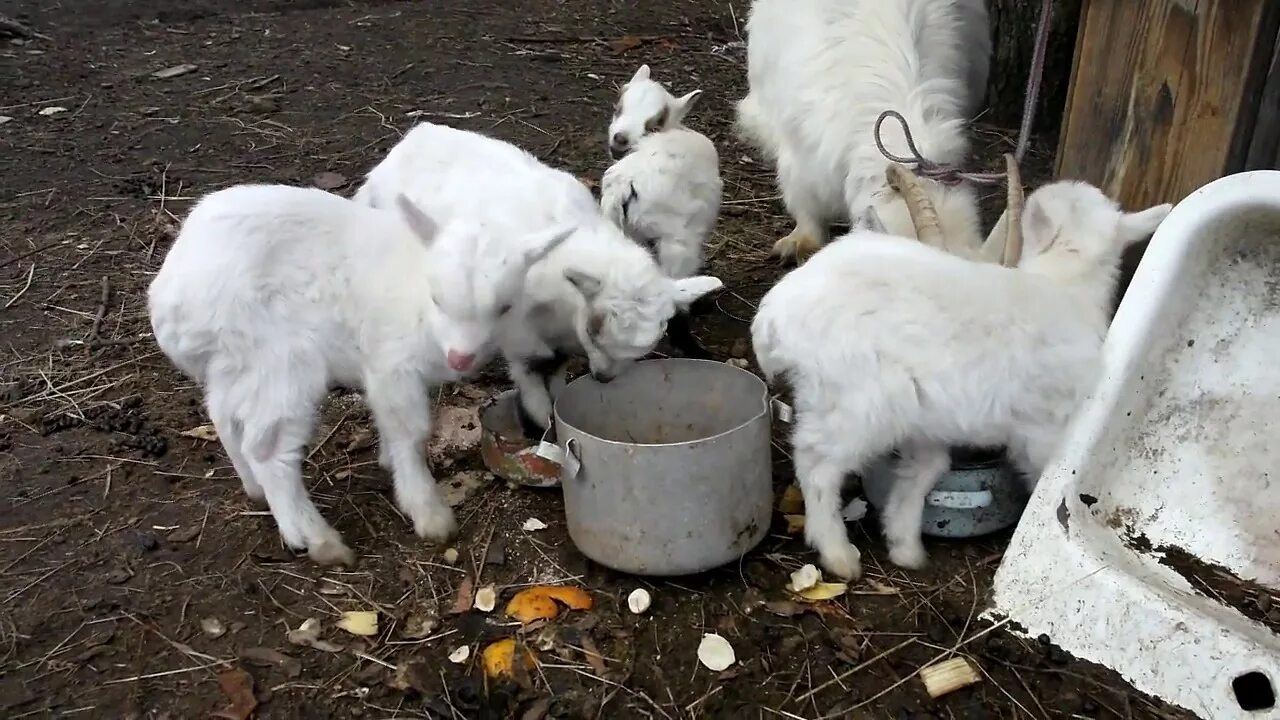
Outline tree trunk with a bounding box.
[986,0,1083,137]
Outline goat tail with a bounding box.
[748,306,790,385]
[734,93,779,161]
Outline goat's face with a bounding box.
[394,195,574,374]
[607,64,702,159]
[1020,181,1171,267]
[564,267,723,382]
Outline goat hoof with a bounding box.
[309,536,357,567]
[888,543,928,570]
[818,543,863,581]
[409,504,458,543]
[771,230,822,262]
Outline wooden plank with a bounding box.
[1246,27,1280,170]
[1055,0,1277,210]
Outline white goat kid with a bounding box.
[148,184,570,565]
[601,64,723,356]
[751,180,1171,579]
[736,0,991,261]
[354,122,723,437]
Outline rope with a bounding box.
[874,0,1055,185]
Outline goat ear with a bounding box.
[1020,200,1053,252]
[1117,204,1173,246]
[630,64,651,84]
[671,275,723,309]
[393,194,439,249]
[671,89,704,124]
[521,224,575,266]
[564,268,603,301]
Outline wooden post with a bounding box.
[1055,0,1280,210]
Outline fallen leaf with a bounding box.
[783,514,805,535]
[211,667,257,720]
[345,429,375,452]
[151,63,198,80]
[521,517,548,532]
[37,106,67,116]
[167,525,202,543]
[787,564,821,593]
[696,633,736,672]
[447,576,475,615]
[521,696,553,720]
[287,617,344,652]
[312,171,348,191]
[474,584,497,613]
[180,424,218,441]
[866,579,900,595]
[794,582,848,602]
[201,617,227,638]
[504,585,594,623]
[337,610,379,637]
[239,647,301,678]
[448,645,471,664]
[842,497,869,522]
[442,547,459,565]
[627,588,651,615]
[402,613,439,639]
[762,600,808,617]
[0,116,13,125]
[482,638,537,679]
[777,485,805,514]
[608,35,644,53]
[578,634,608,676]
[441,470,493,507]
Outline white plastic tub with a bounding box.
[989,170,1280,720]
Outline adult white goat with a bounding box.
[354,122,723,438]
[736,0,991,261]
[601,64,723,357]
[148,184,571,565]
[751,175,1171,579]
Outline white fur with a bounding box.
[751,181,1172,579]
[601,66,722,279]
[354,122,724,430]
[148,184,568,564]
[735,0,991,258]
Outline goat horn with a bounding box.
[1000,153,1024,268]
[885,162,944,249]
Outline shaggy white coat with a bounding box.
[601,65,722,280]
[354,122,723,430]
[752,181,1172,579]
[736,0,991,259]
[148,184,568,564]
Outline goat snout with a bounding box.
[590,370,616,384]
[446,350,477,372]
[608,134,630,159]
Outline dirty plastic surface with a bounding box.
[989,170,1280,720]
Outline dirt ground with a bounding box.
[0,2,1199,719]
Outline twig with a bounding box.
[0,14,52,42]
[88,276,110,343]
[3,263,36,308]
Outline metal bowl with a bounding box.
[860,446,1031,538]
[478,389,562,487]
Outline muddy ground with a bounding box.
[1,1,1198,719]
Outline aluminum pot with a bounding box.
[861,447,1031,538]
[537,359,774,576]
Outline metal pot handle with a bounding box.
[534,434,582,481]
[769,395,794,424]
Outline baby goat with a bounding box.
[736,0,991,261]
[751,179,1171,579]
[354,122,723,437]
[601,64,723,357]
[148,184,571,564]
